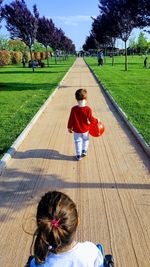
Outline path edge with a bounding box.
[85,60,150,158]
[0,59,76,173]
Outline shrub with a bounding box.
[22,52,30,63]
[31,52,35,60]
[8,39,27,52]
[10,51,22,64]
[0,50,11,66]
[35,52,41,60]
[40,51,46,60]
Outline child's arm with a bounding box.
[67,108,74,133]
[88,108,100,125]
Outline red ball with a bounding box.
[89,122,105,137]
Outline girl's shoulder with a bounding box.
[77,241,99,253]
[74,242,104,266]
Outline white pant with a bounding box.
[74,132,89,156]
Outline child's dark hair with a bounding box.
[75,88,87,101]
[31,191,78,265]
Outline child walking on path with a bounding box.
[29,191,104,267]
[67,88,99,161]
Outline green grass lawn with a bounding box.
[0,56,75,158]
[85,55,150,146]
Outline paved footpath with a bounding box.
[0,58,150,267]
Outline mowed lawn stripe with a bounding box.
[85,56,150,146]
[0,57,75,158]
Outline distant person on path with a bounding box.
[68,88,99,161]
[144,57,148,68]
[97,50,104,66]
[29,190,104,267]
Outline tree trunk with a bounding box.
[29,47,35,73]
[104,47,107,64]
[29,47,33,61]
[55,52,57,64]
[46,46,49,67]
[112,45,114,66]
[124,40,128,71]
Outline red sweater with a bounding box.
[68,105,98,133]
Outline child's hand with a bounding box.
[68,128,73,133]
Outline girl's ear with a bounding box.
[77,217,80,226]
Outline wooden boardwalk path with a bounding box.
[0,58,150,267]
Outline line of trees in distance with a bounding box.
[83,0,150,70]
[128,32,150,54]
[0,0,76,66]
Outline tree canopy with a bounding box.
[83,0,150,70]
[84,0,150,51]
[83,34,97,51]
[36,16,55,49]
[2,0,38,58]
[0,0,3,28]
[2,0,75,58]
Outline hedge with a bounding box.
[10,51,22,64]
[0,50,11,66]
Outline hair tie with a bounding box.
[52,219,59,228]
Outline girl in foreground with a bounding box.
[30,191,104,267]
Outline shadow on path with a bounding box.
[0,166,150,222]
[14,149,75,161]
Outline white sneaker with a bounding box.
[82,150,87,157]
[76,155,82,161]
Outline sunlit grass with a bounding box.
[85,56,150,145]
[0,56,75,157]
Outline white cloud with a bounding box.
[49,15,94,26]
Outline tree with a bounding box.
[0,0,3,28]
[129,35,137,49]
[92,15,108,48]
[8,39,27,52]
[0,34,9,50]
[86,0,150,69]
[137,32,149,54]
[98,0,138,70]
[128,34,138,54]
[83,34,97,51]
[134,0,150,30]
[2,0,38,60]
[92,12,120,65]
[36,16,56,66]
[118,13,135,70]
[62,36,75,55]
[51,28,64,63]
[32,41,46,52]
[55,28,66,51]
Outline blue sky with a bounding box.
[1,0,150,50]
